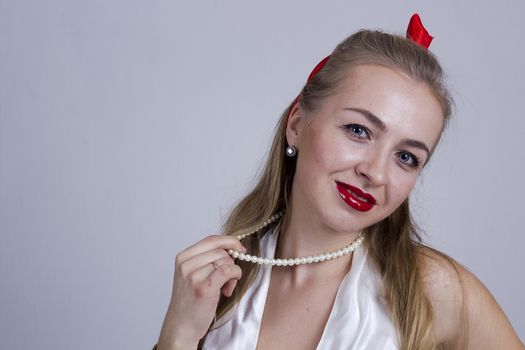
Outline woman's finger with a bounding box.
[178,248,231,278]
[187,256,236,287]
[221,278,238,297]
[177,235,246,263]
[207,264,242,295]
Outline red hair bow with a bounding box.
[307,55,331,83]
[406,13,433,49]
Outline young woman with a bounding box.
[155,14,524,350]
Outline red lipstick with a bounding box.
[335,181,376,212]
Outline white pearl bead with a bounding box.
[257,257,263,264]
[294,258,301,265]
[314,256,320,263]
[238,253,245,260]
[302,257,309,264]
[263,258,269,265]
[319,255,326,262]
[232,251,239,258]
[276,259,282,266]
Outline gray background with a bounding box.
[1,1,523,349]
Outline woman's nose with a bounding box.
[354,150,388,186]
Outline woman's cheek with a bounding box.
[391,179,417,205]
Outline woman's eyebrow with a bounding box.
[342,107,430,156]
[399,139,430,157]
[342,107,388,132]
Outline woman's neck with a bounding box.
[273,206,361,287]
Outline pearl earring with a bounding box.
[285,145,297,157]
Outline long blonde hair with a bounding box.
[199,30,462,350]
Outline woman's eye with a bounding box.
[397,151,421,169]
[344,123,371,140]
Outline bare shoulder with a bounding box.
[417,246,524,349]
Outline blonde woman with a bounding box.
[155,14,524,350]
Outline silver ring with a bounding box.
[212,262,219,271]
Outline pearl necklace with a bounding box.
[227,211,365,266]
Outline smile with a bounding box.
[335,181,376,212]
[348,189,369,202]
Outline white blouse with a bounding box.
[202,224,399,349]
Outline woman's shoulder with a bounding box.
[416,245,524,349]
[416,246,466,346]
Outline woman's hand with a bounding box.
[157,235,246,350]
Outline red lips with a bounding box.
[335,181,376,212]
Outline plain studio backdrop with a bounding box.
[1,1,524,349]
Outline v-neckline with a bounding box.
[254,227,364,350]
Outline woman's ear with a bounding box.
[285,101,306,148]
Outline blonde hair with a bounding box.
[199,30,463,350]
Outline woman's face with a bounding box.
[286,64,444,235]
